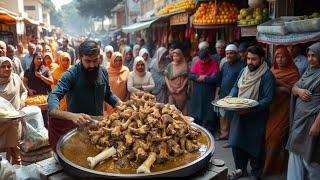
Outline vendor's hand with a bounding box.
[225,96,232,98]
[35,71,43,79]
[70,113,91,126]
[197,75,206,82]
[309,121,320,137]
[298,89,311,102]
[237,108,251,115]
[116,100,123,106]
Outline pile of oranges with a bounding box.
[193,2,239,25]
[157,0,195,15]
[25,95,48,105]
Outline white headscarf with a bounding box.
[139,48,151,69]
[103,45,114,66]
[133,44,140,58]
[133,56,147,77]
[150,47,167,72]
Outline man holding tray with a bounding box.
[227,46,275,180]
[47,40,121,150]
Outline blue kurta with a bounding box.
[48,64,119,116]
[228,69,276,157]
[189,72,219,133]
[218,58,246,98]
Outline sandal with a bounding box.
[228,169,248,180]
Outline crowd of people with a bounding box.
[0,35,319,180]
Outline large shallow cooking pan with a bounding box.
[56,123,215,179]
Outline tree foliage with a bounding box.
[76,0,121,19]
[42,0,63,27]
[60,1,91,36]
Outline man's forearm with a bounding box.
[49,109,74,121]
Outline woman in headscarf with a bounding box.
[139,48,152,70]
[52,52,72,111]
[150,47,171,103]
[264,46,299,175]
[105,52,129,114]
[189,49,219,133]
[103,45,114,67]
[127,56,155,94]
[43,52,58,73]
[55,50,64,64]
[164,49,189,115]
[286,42,320,180]
[0,57,27,164]
[23,52,54,96]
[123,47,134,71]
[24,52,53,127]
[133,44,141,58]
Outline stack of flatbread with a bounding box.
[216,97,254,108]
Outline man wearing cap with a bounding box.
[219,44,239,69]
[215,44,246,144]
[228,45,275,180]
[47,40,121,150]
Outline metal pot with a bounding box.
[56,123,215,179]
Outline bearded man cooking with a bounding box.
[227,46,276,180]
[47,40,121,150]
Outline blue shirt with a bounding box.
[48,64,119,116]
[228,69,276,156]
[218,59,246,98]
[22,54,34,71]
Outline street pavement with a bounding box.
[213,140,286,180]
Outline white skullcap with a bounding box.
[225,44,238,52]
[198,41,209,50]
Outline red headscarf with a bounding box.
[271,46,299,86]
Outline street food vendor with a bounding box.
[47,40,121,150]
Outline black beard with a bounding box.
[81,64,99,85]
[248,64,260,72]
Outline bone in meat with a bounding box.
[136,152,157,174]
[87,146,117,169]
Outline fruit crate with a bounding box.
[285,17,320,33]
[257,16,297,35]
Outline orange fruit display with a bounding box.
[25,95,48,105]
[193,2,239,25]
[157,0,195,15]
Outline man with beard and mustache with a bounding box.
[47,40,121,150]
[227,46,276,180]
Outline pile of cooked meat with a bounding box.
[85,92,202,173]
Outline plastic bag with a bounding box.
[0,155,16,180]
[15,164,41,180]
[20,106,49,152]
[20,122,49,152]
[0,97,19,116]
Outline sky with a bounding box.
[51,0,73,9]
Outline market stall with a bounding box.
[0,8,18,45]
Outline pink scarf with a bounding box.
[191,59,219,76]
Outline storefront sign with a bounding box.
[241,26,257,37]
[170,12,189,26]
